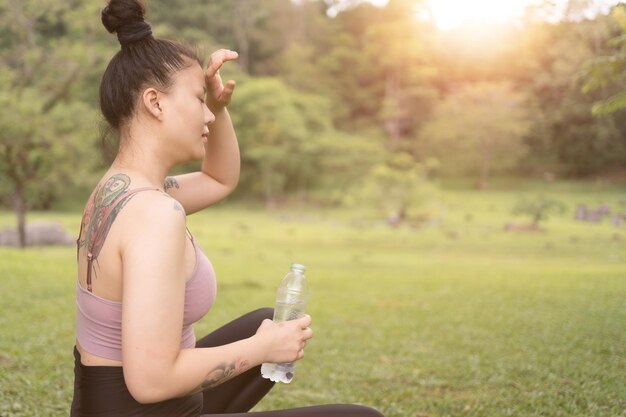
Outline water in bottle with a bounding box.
[261,263,308,383]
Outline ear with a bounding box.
[141,87,163,119]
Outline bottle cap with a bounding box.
[290,263,306,273]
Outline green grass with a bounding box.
[1,185,625,416]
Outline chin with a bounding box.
[173,151,203,166]
[185,143,205,161]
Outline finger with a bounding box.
[223,80,236,96]
[302,327,314,340]
[299,315,312,328]
[217,81,236,103]
[208,49,238,68]
[206,49,239,77]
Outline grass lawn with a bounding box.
[0,183,625,416]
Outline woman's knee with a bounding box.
[359,405,385,417]
[252,307,274,321]
[283,404,385,417]
[242,307,274,326]
[326,404,385,417]
[235,307,274,340]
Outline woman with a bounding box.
[70,1,384,416]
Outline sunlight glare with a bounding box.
[427,0,527,30]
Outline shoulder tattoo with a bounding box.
[78,173,132,250]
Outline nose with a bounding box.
[204,104,215,125]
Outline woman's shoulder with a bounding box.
[90,172,179,211]
[90,172,187,240]
[111,189,187,258]
[121,187,187,229]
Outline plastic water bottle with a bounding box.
[261,263,308,383]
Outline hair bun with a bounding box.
[101,0,152,47]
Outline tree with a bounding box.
[150,0,304,76]
[512,12,626,176]
[417,82,531,187]
[362,0,437,150]
[582,4,626,114]
[350,151,437,224]
[511,195,566,229]
[277,0,437,148]
[0,0,104,247]
[325,0,437,146]
[229,76,377,206]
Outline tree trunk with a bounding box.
[4,145,28,248]
[294,1,306,42]
[262,164,276,209]
[384,71,402,150]
[233,0,251,73]
[296,169,307,206]
[479,139,491,189]
[479,163,492,189]
[13,182,27,249]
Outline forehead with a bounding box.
[172,62,205,92]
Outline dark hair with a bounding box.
[99,0,201,131]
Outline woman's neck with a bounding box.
[110,141,172,189]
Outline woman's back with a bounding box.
[75,172,201,366]
[76,173,199,297]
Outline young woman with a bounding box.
[70,1,384,416]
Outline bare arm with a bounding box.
[164,49,240,214]
[164,107,240,215]
[120,193,312,404]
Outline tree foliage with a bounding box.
[510,10,626,176]
[229,76,379,206]
[0,0,106,246]
[582,4,626,115]
[1,0,625,226]
[348,151,438,223]
[512,195,567,226]
[418,82,531,186]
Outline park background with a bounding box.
[0,0,625,416]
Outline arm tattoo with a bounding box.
[164,176,180,191]
[196,359,250,392]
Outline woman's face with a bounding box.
[160,61,214,163]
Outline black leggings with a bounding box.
[70,308,384,417]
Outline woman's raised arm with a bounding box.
[164,49,240,215]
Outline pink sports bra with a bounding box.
[75,188,216,361]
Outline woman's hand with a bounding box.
[254,315,314,364]
[204,49,239,112]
